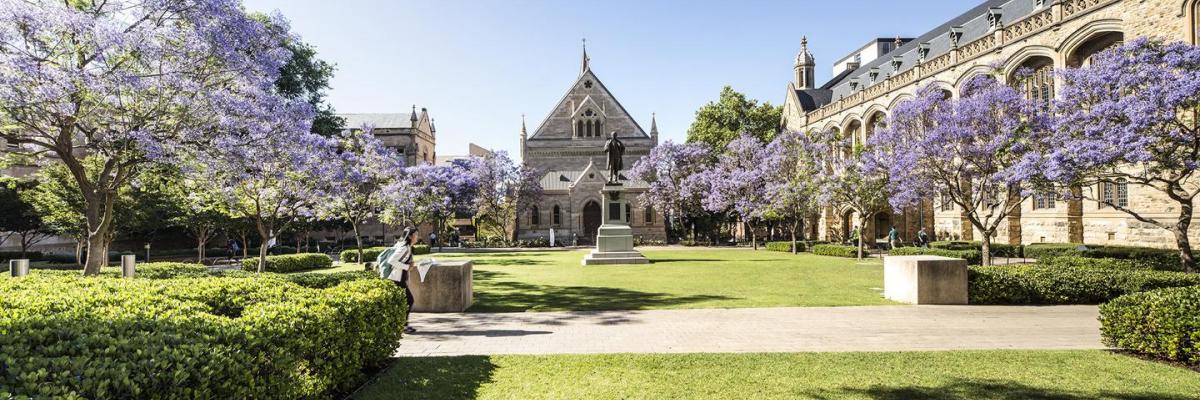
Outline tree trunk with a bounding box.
[255,222,271,273]
[1175,200,1197,272]
[790,227,798,255]
[240,232,249,258]
[352,222,365,265]
[856,222,865,260]
[74,239,84,266]
[195,228,209,264]
[82,194,116,276]
[981,234,992,267]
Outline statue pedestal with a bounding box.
[583,184,650,265]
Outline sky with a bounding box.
[242,0,973,158]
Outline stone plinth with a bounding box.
[583,183,649,265]
[407,260,474,312]
[883,255,968,305]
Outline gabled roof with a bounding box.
[539,161,649,191]
[340,113,416,130]
[528,67,649,140]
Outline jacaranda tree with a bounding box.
[701,133,772,249]
[629,141,712,243]
[809,128,891,260]
[319,125,403,264]
[873,75,1049,266]
[763,131,821,252]
[469,151,542,242]
[0,0,310,275]
[1047,38,1200,272]
[381,161,479,239]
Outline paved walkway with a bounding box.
[396,305,1102,357]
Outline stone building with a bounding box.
[782,0,1200,248]
[517,46,667,244]
[342,107,437,167]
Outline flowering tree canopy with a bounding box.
[0,0,311,274]
[700,133,773,248]
[1047,38,1200,271]
[319,125,404,263]
[382,161,479,234]
[629,141,711,241]
[468,151,542,241]
[805,128,891,259]
[763,131,821,250]
[872,75,1049,265]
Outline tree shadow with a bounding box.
[411,330,552,338]
[801,378,1194,400]
[349,356,496,400]
[468,270,734,312]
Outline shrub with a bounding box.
[968,264,1200,305]
[0,251,43,262]
[1037,255,1149,271]
[930,241,1023,258]
[811,244,859,258]
[340,246,391,263]
[890,247,983,265]
[0,273,404,399]
[1024,243,1179,270]
[241,253,333,273]
[1100,286,1200,365]
[766,241,795,252]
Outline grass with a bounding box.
[401,249,892,312]
[351,350,1200,400]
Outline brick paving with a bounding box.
[395,305,1102,357]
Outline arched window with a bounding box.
[644,206,654,225]
[531,206,540,225]
[576,120,584,138]
[866,112,887,138]
[1194,1,1200,44]
[1011,57,1054,108]
[1068,32,1124,68]
[552,205,562,226]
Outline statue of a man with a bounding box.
[603,131,625,184]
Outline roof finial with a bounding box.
[650,113,658,134]
[410,105,417,122]
[895,36,903,48]
[801,36,808,49]
[580,37,590,75]
[521,114,527,136]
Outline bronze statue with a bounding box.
[603,131,625,184]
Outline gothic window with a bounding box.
[576,120,583,138]
[531,206,540,226]
[1116,179,1128,208]
[625,204,631,224]
[1012,57,1054,108]
[940,192,954,212]
[644,206,655,225]
[552,205,562,226]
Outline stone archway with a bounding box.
[582,201,602,245]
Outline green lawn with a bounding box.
[351,350,1200,400]
[409,249,891,312]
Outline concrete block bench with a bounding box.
[883,255,968,305]
[407,260,474,312]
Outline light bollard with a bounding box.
[121,254,136,278]
[9,259,29,277]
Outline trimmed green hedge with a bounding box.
[765,241,829,253]
[890,247,983,265]
[340,245,432,263]
[241,253,333,273]
[0,251,42,262]
[1037,255,1154,271]
[811,244,859,258]
[929,241,1023,258]
[968,264,1200,305]
[1101,286,1200,365]
[1024,243,1179,270]
[0,272,404,399]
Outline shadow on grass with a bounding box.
[350,356,495,400]
[468,270,734,312]
[804,379,1193,400]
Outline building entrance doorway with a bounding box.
[582,201,602,245]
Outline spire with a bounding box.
[580,38,590,75]
[650,113,658,135]
[430,118,437,133]
[410,105,417,121]
[520,114,528,137]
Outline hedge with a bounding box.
[1100,286,1200,365]
[1024,243,1179,270]
[967,264,1200,305]
[1037,255,1153,271]
[890,247,983,265]
[811,244,859,258]
[0,251,43,262]
[765,241,829,253]
[339,245,431,263]
[929,241,1023,258]
[0,272,405,399]
[241,253,333,273]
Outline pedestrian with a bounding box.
[377,227,419,334]
[888,226,899,250]
[917,227,930,248]
[227,239,239,264]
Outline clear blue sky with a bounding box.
[243,0,972,158]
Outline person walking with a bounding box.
[378,227,419,334]
[888,226,899,250]
[917,227,930,248]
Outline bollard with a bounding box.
[121,254,136,278]
[9,259,29,277]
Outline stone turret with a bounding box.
[794,36,816,89]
